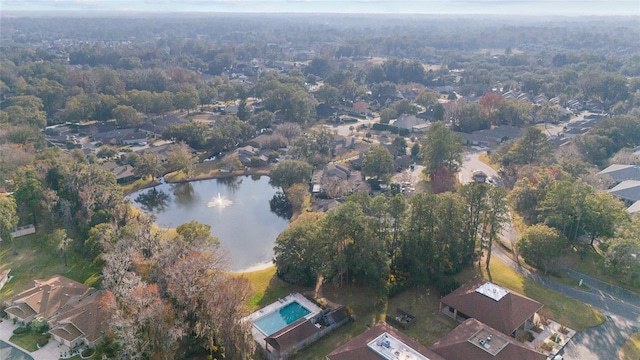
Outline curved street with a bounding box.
[492,241,640,359]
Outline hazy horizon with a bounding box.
[1,0,638,17]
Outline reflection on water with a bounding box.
[171,182,196,205]
[127,176,289,271]
[216,176,243,194]
[134,188,170,212]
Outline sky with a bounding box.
[0,0,638,16]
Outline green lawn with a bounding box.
[0,233,102,301]
[235,266,303,311]
[242,267,457,360]
[563,247,640,293]
[9,329,40,352]
[622,331,640,360]
[482,257,604,331]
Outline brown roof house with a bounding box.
[439,278,543,337]
[48,290,110,348]
[3,276,109,348]
[430,318,546,360]
[326,322,446,360]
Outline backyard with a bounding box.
[0,233,101,300]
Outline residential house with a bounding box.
[233,145,268,166]
[48,290,110,348]
[457,126,523,147]
[597,164,640,183]
[627,200,640,214]
[137,143,196,162]
[92,128,138,145]
[311,163,367,197]
[120,132,147,146]
[247,294,349,360]
[139,115,186,138]
[4,276,95,325]
[392,115,428,132]
[607,180,640,203]
[439,278,543,337]
[246,133,279,150]
[326,322,446,360]
[100,162,137,183]
[430,318,546,360]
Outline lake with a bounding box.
[127,176,289,271]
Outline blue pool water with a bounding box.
[0,339,35,360]
[254,301,312,336]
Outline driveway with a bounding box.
[560,314,639,360]
[0,319,69,360]
[459,149,499,184]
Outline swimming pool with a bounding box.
[254,301,312,336]
[0,340,35,360]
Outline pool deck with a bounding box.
[0,319,71,360]
[246,293,322,344]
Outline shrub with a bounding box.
[13,326,29,335]
[540,342,554,352]
[37,335,48,348]
[516,331,534,342]
[434,276,460,296]
[82,348,95,357]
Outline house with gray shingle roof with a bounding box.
[607,180,640,203]
[598,164,640,183]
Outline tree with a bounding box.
[582,192,629,247]
[274,213,323,286]
[175,220,219,248]
[52,229,70,267]
[481,186,509,270]
[166,143,196,179]
[516,224,567,274]
[236,99,250,121]
[604,219,640,286]
[362,145,394,182]
[135,153,164,180]
[174,89,198,114]
[392,136,407,156]
[269,160,313,189]
[415,90,439,108]
[505,127,553,165]
[113,105,142,128]
[0,196,19,255]
[315,84,340,106]
[419,121,463,178]
[13,166,44,226]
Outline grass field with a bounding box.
[9,329,40,352]
[241,257,605,359]
[482,257,604,331]
[0,233,101,301]
[622,331,640,360]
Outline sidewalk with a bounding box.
[0,319,68,360]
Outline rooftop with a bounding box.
[475,282,509,302]
[367,332,431,360]
[467,328,509,356]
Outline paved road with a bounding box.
[492,244,640,360]
[561,314,639,360]
[459,150,499,184]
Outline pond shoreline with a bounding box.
[122,166,271,195]
[126,174,288,273]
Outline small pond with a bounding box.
[127,176,289,271]
[0,340,35,360]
